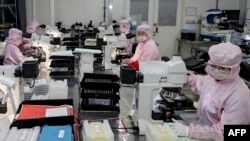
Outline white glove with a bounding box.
[168,119,188,137]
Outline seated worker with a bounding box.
[119,19,134,54]
[26,21,40,34]
[169,42,250,141]
[23,21,40,55]
[119,19,130,34]
[127,24,161,116]
[3,28,25,65]
[126,24,161,64]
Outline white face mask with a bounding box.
[209,65,230,80]
[137,36,147,42]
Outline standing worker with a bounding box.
[169,42,250,141]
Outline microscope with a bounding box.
[121,56,189,135]
[200,9,233,42]
[103,33,127,69]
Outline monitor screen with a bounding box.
[221,10,240,21]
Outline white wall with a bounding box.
[54,0,105,27]
[26,0,126,27]
[26,0,248,57]
[218,0,239,9]
[181,0,217,38]
[26,0,247,29]
[26,0,51,25]
[238,0,247,23]
[246,0,250,20]
[25,0,33,25]
[35,0,51,25]
[112,0,127,20]
[248,0,250,7]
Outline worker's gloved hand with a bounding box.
[187,70,194,75]
[168,119,188,137]
[122,58,130,64]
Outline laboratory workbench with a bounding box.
[14,62,146,141]
[12,59,200,141]
[177,38,219,57]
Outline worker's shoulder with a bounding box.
[144,40,158,48]
[5,43,17,49]
[228,80,250,99]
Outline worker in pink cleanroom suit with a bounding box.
[169,42,250,141]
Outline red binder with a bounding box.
[16,104,74,120]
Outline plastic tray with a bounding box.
[81,82,120,95]
[50,71,74,76]
[81,82,120,111]
[10,99,75,129]
[81,100,120,111]
[80,73,120,111]
[81,73,119,85]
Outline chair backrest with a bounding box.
[0,55,4,65]
[132,42,138,54]
[161,56,169,62]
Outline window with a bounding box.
[158,0,177,26]
[130,0,149,22]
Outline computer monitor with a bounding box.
[221,10,240,21]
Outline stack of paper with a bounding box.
[45,107,69,117]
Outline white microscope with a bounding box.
[130,56,187,135]
[200,9,233,42]
[103,33,127,69]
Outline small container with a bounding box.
[181,29,196,41]
[145,123,178,141]
[48,79,68,99]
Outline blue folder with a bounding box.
[39,124,73,141]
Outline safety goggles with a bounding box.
[137,31,147,36]
[208,64,231,72]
